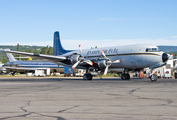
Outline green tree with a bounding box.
[34,47,39,54]
[47,46,53,55]
[24,47,28,52]
[28,49,32,53]
[1,55,8,63]
[16,43,20,59]
[17,43,19,51]
[40,46,48,54]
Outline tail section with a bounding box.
[3,49,17,62]
[53,31,72,56]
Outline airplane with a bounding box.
[0,31,170,82]
[2,49,63,75]
[0,62,6,74]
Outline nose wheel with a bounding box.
[150,74,157,82]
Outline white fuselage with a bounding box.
[60,44,164,69]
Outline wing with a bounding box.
[1,50,67,63]
[0,49,93,68]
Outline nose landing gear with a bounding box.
[150,74,157,82]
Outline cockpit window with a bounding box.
[152,48,157,51]
[146,48,149,52]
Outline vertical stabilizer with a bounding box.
[53,31,71,55]
[3,49,17,62]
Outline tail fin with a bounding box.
[3,49,17,62]
[53,31,71,56]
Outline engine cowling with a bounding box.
[93,58,111,69]
[70,54,84,65]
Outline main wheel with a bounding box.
[121,74,125,80]
[125,74,130,80]
[83,73,93,80]
[83,74,87,80]
[150,74,157,82]
[121,74,130,80]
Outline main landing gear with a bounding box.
[121,69,130,80]
[121,74,130,80]
[83,73,93,80]
[83,69,93,80]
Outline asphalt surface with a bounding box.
[0,77,177,120]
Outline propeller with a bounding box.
[79,45,82,55]
[72,45,89,69]
[101,51,106,58]
[104,65,109,75]
[72,45,82,69]
[72,60,81,69]
[101,51,112,76]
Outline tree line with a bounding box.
[0,44,53,63]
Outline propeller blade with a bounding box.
[72,60,80,69]
[103,65,109,76]
[79,45,82,55]
[83,60,93,66]
[101,51,106,58]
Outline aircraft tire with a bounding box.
[121,74,125,80]
[150,74,157,82]
[83,74,93,81]
[121,74,130,80]
[88,74,93,81]
[83,74,87,80]
[125,74,130,80]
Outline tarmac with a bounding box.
[0,77,177,120]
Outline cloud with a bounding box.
[171,36,177,38]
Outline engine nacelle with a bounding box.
[70,55,80,64]
[93,58,111,69]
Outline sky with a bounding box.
[0,0,177,49]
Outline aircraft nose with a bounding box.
[162,53,168,62]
